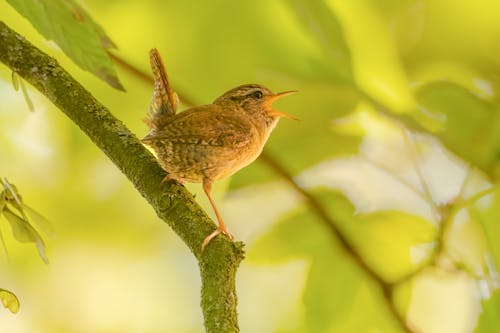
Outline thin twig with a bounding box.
[401,128,441,221]
[390,167,491,285]
[457,185,497,210]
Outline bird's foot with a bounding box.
[161,174,185,185]
[201,226,234,251]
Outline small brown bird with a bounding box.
[142,49,296,250]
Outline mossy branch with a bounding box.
[0,21,243,333]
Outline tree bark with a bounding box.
[0,21,243,333]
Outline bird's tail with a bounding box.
[145,48,179,130]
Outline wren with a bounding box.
[142,49,296,250]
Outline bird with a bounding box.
[142,48,297,250]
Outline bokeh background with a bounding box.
[1,0,500,332]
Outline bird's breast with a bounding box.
[214,119,276,180]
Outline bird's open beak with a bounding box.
[266,90,298,120]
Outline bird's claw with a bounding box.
[201,227,234,251]
[161,174,185,185]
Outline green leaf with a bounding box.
[475,291,500,333]
[3,207,48,264]
[286,0,353,83]
[324,0,415,112]
[6,0,124,90]
[23,204,55,239]
[416,82,500,175]
[229,158,281,191]
[391,280,414,321]
[2,178,29,220]
[2,178,21,206]
[310,189,437,282]
[1,179,50,263]
[3,208,36,242]
[249,208,334,263]
[472,187,500,272]
[0,288,20,314]
[351,210,437,281]
[250,206,407,333]
[2,180,51,236]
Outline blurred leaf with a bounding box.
[2,179,53,237]
[352,210,437,281]
[405,0,500,78]
[229,158,281,190]
[287,0,353,83]
[3,207,48,264]
[416,82,500,175]
[0,179,50,263]
[446,207,492,277]
[304,254,367,333]
[325,0,415,112]
[391,280,414,321]
[6,0,124,90]
[2,178,21,206]
[377,0,425,55]
[2,178,29,220]
[3,208,36,242]
[475,291,500,333]
[0,288,20,314]
[411,62,495,102]
[311,189,437,282]
[473,187,500,271]
[249,209,335,263]
[23,204,55,239]
[271,128,360,176]
[250,197,406,332]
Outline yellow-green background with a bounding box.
[1,0,500,332]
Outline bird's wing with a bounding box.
[142,105,253,148]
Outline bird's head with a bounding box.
[214,84,297,123]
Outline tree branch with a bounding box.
[0,21,243,333]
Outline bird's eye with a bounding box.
[251,90,263,99]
